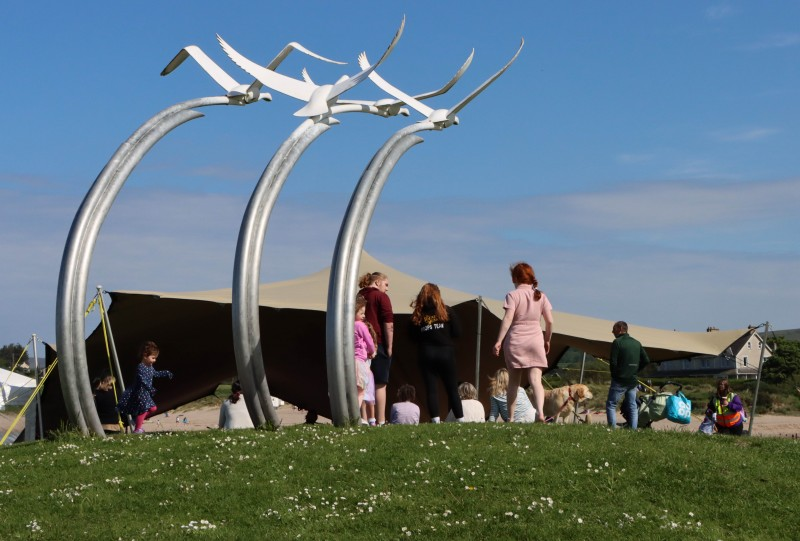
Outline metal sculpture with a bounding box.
[56,42,343,437]
[56,21,522,434]
[221,20,409,427]
[220,20,482,427]
[326,39,525,423]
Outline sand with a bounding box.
[3,405,799,440]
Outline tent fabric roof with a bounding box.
[117,251,751,362]
[36,251,752,431]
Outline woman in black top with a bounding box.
[409,283,463,423]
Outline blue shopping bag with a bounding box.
[666,391,692,424]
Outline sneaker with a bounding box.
[368,420,377,427]
[132,428,145,434]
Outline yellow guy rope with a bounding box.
[1,293,107,444]
[2,339,33,388]
[1,358,58,445]
[97,295,125,431]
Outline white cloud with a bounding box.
[2,176,800,344]
[742,33,800,51]
[705,5,738,20]
[711,127,779,142]
[616,153,655,165]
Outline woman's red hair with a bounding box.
[510,262,542,300]
[410,283,449,325]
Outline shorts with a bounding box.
[371,344,392,385]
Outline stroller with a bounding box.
[625,381,685,429]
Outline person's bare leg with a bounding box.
[375,383,387,424]
[529,367,546,422]
[507,368,521,422]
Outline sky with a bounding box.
[2,2,799,349]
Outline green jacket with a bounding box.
[609,333,650,386]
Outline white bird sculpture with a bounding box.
[358,38,525,128]
[161,42,346,105]
[217,17,406,117]
[330,49,475,118]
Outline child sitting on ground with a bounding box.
[445,382,485,422]
[390,384,420,425]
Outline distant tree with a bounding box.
[761,337,800,384]
[0,343,29,371]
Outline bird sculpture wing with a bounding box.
[217,34,318,102]
[412,49,474,101]
[245,42,345,100]
[444,38,524,121]
[324,16,405,101]
[355,48,473,115]
[161,45,240,92]
[356,51,433,117]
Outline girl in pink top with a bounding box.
[354,295,376,424]
[493,262,554,423]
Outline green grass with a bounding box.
[1,423,798,540]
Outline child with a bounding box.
[218,381,254,429]
[390,384,420,425]
[354,295,376,425]
[116,340,173,434]
[487,368,537,423]
[360,321,378,426]
[445,382,485,422]
[93,371,122,434]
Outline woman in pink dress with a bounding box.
[493,262,554,423]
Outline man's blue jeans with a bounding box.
[606,380,639,429]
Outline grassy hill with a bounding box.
[1,422,798,540]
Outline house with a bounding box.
[655,328,772,379]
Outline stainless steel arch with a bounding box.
[232,118,333,428]
[231,103,412,428]
[326,128,428,424]
[56,96,233,436]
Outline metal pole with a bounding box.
[96,287,124,392]
[474,297,483,393]
[579,352,586,385]
[747,321,769,436]
[30,334,42,441]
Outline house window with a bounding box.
[758,342,762,349]
[743,356,748,367]
[747,342,752,349]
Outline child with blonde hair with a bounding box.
[354,295,377,425]
[446,382,485,422]
[487,368,537,423]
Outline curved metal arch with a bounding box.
[232,117,333,428]
[326,128,428,424]
[56,96,235,437]
[231,103,414,428]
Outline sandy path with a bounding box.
[3,406,799,440]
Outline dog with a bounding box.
[529,384,593,424]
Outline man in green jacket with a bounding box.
[606,321,651,429]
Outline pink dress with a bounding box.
[502,284,552,369]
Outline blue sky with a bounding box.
[2,2,799,348]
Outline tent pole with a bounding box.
[579,352,586,385]
[747,321,769,436]
[30,334,42,441]
[474,297,482,393]
[97,287,125,393]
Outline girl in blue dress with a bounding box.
[117,341,173,434]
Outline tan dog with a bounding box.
[530,384,593,424]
